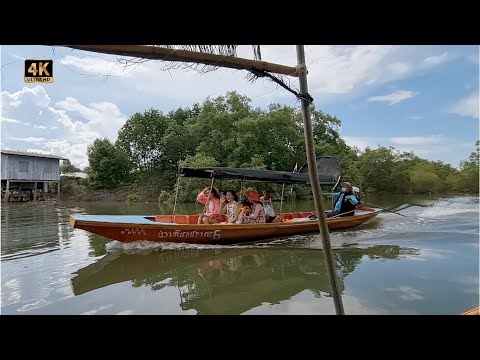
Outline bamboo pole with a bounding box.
[279,183,285,213]
[172,175,180,216]
[62,45,299,77]
[296,45,345,315]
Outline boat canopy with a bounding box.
[179,158,341,185]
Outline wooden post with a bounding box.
[57,181,60,201]
[33,182,37,201]
[172,175,180,216]
[4,180,9,202]
[296,45,345,315]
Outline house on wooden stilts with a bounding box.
[1,149,67,202]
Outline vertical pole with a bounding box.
[172,176,180,216]
[34,181,37,201]
[296,45,345,315]
[5,180,10,202]
[57,181,60,201]
[279,183,285,213]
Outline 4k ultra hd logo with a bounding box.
[24,60,53,83]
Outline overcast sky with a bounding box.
[1,45,478,169]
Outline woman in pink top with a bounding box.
[196,187,222,224]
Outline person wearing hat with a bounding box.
[241,190,266,223]
[326,181,359,218]
[352,186,362,203]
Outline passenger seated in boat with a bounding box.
[219,190,240,224]
[326,182,359,218]
[352,186,362,203]
[236,198,252,224]
[261,189,277,223]
[241,190,266,224]
[196,187,222,224]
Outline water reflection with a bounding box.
[71,245,420,315]
[1,206,67,261]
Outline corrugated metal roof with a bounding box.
[1,149,67,160]
[61,172,88,179]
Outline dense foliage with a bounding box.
[86,138,131,189]
[81,91,478,201]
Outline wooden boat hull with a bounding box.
[461,306,479,315]
[70,207,382,245]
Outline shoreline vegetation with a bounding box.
[54,91,478,204]
[3,185,474,207]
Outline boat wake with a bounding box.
[416,197,479,218]
[106,240,255,251]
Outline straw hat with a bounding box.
[245,190,261,202]
[341,182,352,189]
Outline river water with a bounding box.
[1,195,478,314]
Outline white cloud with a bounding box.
[385,286,424,301]
[423,52,448,65]
[449,92,479,119]
[390,134,445,146]
[25,148,56,155]
[343,136,382,151]
[59,55,148,78]
[408,115,423,120]
[55,97,127,141]
[303,45,398,94]
[387,62,411,75]
[368,90,417,105]
[1,86,128,168]
[453,275,479,295]
[467,53,479,65]
[243,289,393,315]
[10,136,48,143]
[1,86,51,110]
[1,117,21,123]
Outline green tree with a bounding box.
[355,147,396,193]
[186,91,258,167]
[87,138,131,189]
[449,141,480,193]
[460,140,479,170]
[409,162,442,193]
[60,159,81,173]
[162,107,198,172]
[116,109,170,172]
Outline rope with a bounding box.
[248,67,314,103]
